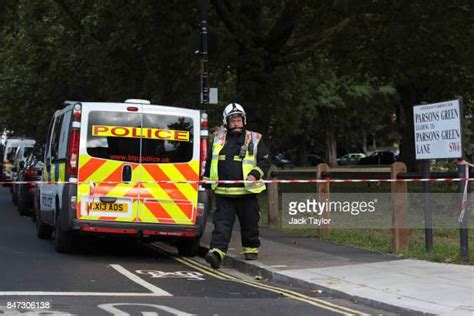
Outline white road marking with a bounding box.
[110,264,172,296]
[0,292,162,296]
[98,303,195,316]
[136,270,206,281]
[0,305,75,315]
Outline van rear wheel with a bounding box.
[177,237,200,257]
[36,208,53,239]
[54,211,76,253]
[17,187,29,216]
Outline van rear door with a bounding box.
[77,103,143,223]
[138,105,199,225]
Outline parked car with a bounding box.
[2,138,35,185]
[307,154,326,166]
[337,153,366,166]
[359,151,397,165]
[272,153,294,169]
[11,143,36,205]
[16,144,44,216]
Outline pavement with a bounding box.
[200,221,474,315]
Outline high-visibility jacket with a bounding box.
[206,128,266,195]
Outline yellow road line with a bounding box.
[146,244,231,280]
[182,256,368,316]
[147,243,369,316]
[172,256,228,281]
[179,256,239,280]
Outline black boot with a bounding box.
[205,251,222,269]
[244,253,258,260]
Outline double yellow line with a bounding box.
[147,243,370,316]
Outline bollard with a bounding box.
[317,163,330,236]
[391,162,408,252]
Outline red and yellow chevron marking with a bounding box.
[76,154,199,225]
[139,162,199,224]
[78,155,140,222]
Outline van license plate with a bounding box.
[91,202,128,212]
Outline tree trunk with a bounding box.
[397,83,422,172]
[295,135,308,166]
[321,108,338,166]
[362,130,368,154]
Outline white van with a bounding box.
[11,143,37,204]
[35,100,210,255]
[2,138,36,183]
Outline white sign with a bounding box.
[209,88,218,104]
[413,99,463,159]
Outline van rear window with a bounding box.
[87,111,193,163]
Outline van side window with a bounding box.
[44,117,55,162]
[58,110,71,159]
[50,114,64,162]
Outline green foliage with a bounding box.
[0,0,200,140]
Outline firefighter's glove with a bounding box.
[246,174,257,182]
[247,170,261,181]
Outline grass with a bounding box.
[258,179,473,264]
[290,228,474,264]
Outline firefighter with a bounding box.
[203,103,270,269]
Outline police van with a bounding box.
[35,99,209,255]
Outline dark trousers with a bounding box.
[210,194,260,253]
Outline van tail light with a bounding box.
[68,129,80,176]
[25,167,37,192]
[199,112,208,178]
[68,103,82,177]
[73,111,81,121]
[200,138,207,177]
[72,103,82,122]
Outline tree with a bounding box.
[0,0,202,139]
[209,1,363,127]
[334,0,474,169]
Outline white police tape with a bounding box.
[2,178,473,185]
[1,178,473,185]
[457,159,474,223]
